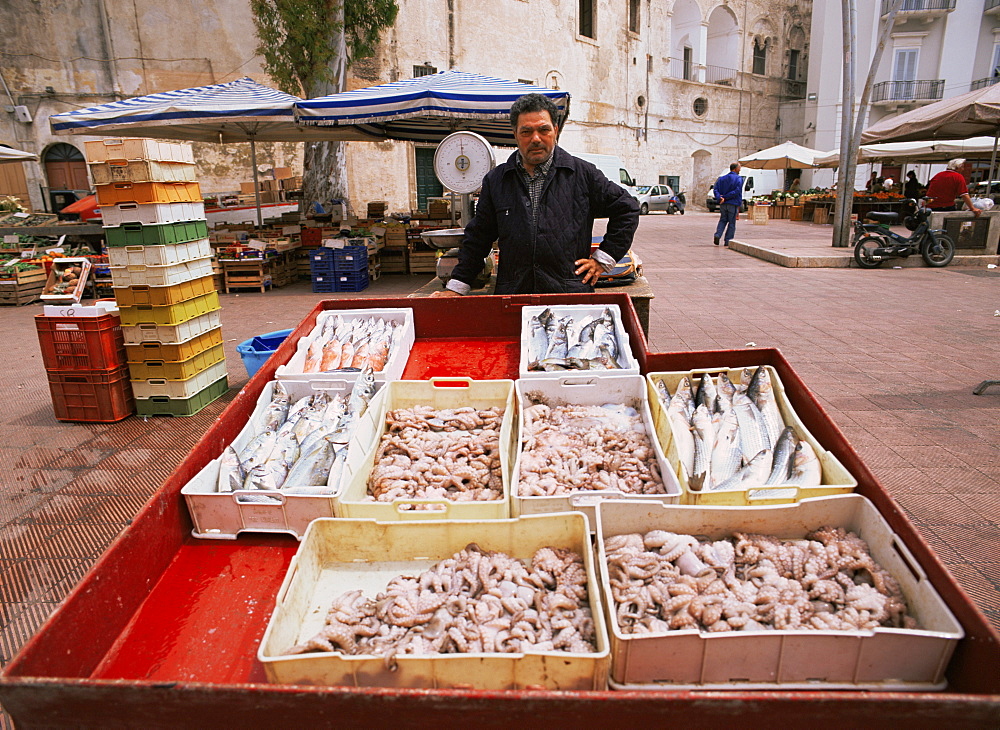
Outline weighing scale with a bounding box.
[421,132,496,286]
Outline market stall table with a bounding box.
[0,295,997,726]
[0,223,105,253]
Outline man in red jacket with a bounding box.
[925,158,982,217]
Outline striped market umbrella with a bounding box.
[295,70,571,146]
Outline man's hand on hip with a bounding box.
[575,258,604,286]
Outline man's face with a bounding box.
[515,110,558,168]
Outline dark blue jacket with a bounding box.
[714,171,744,207]
[450,146,639,295]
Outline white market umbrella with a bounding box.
[813,136,1000,166]
[295,70,571,146]
[49,77,364,226]
[0,146,38,163]
[738,141,828,169]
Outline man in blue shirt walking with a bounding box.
[713,162,743,246]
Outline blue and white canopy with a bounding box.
[49,77,366,142]
[295,70,571,146]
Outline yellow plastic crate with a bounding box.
[112,275,216,307]
[647,365,857,506]
[125,343,226,381]
[95,181,202,206]
[124,326,223,363]
[118,290,220,327]
[130,358,228,399]
[258,512,610,690]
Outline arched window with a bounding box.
[43,143,88,191]
[753,38,768,75]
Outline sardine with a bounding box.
[765,427,798,485]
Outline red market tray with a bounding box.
[1,294,998,727]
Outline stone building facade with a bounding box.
[0,0,809,214]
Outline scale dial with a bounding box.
[433,131,495,194]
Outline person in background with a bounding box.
[712,162,743,246]
[431,93,639,296]
[903,170,923,200]
[865,170,884,193]
[788,177,801,193]
[925,158,982,218]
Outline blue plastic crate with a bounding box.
[333,269,369,293]
[332,245,368,273]
[236,328,293,378]
[310,259,336,273]
[311,274,337,293]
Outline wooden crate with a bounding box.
[813,206,830,224]
[789,205,804,221]
[408,250,437,274]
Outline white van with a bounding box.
[706,169,784,211]
[568,151,638,195]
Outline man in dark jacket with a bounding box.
[713,162,743,246]
[432,94,639,296]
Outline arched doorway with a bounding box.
[692,149,713,208]
[44,143,88,191]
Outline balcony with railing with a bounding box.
[986,0,1000,17]
[871,79,944,106]
[971,76,1000,91]
[881,0,955,21]
[665,57,740,87]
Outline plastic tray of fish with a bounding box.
[181,377,384,539]
[257,512,611,690]
[647,365,857,506]
[519,304,640,379]
[594,494,963,690]
[334,378,516,521]
[276,307,415,386]
[511,375,681,525]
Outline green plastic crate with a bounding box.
[134,375,228,417]
[104,220,209,248]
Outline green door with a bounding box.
[415,147,444,211]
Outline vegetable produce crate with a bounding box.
[125,343,226,381]
[788,205,804,221]
[109,256,213,287]
[750,204,769,225]
[118,290,220,327]
[130,358,228,399]
[0,265,46,285]
[335,378,515,521]
[120,308,221,345]
[511,375,681,524]
[182,379,384,539]
[89,160,197,185]
[0,287,44,306]
[95,181,202,206]
[124,326,222,363]
[103,220,209,248]
[100,201,205,227]
[258,512,610,690]
[84,137,195,164]
[106,238,211,267]
[134,374,228,417]
[45,365,135,423]
[222,259,272,293]
[519,304,640,379]
[40,258,92,303]
[595,495,963,690]
[647,366,857,506]
[333,269,369,293]
[332,245,367,273]
[35,312,126,371]
[276,307,415,386]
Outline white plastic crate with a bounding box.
[512,375,681,524]
[519,304,640,379]
[107,238,211,267]
[99,201,205,227]
[109,256,213,287]
[181,379,384,540]
[120,309,221,345]
[258,512,610,690]
[595,495,964,690]
[130,358,228,399]
[334,378,516,521]
[276,307,415,386]
[84,138,195,164]
[88,159,197,185]
[647,366,857,506]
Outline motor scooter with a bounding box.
[852,199,955,268]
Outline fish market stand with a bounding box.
[1,293,998,726]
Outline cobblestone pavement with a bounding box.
[0,210,997,722]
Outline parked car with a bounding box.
[635,184,684,215]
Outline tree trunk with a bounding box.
[301,0,349,216]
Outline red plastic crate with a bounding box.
[35,313,127,372]
[46,366,135,423]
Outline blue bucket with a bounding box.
[236,328,293,379]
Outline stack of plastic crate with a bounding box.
[309,248,336,293]
[87,138,227,417]
[34,309,135,423]
[332,244,369,293]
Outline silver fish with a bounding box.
[765,427,798,485]
[594,309,621,367]
[219,445,244,493]
[710,409,742,487]
[544,317,570,360]
[283,439,337,488]
[689,404,715,491]
[243,462,283,491]
[732,393,772,473]
[711,448,772,492]
[754,368,784,447]
[261,384,291,432]
[786,440,822,486]
[263,432,300,489]
[239,430,278,472]
[527,315,549,364]
[347,364,377,417]
[716,372,736,411]
[695,373,718,412]
[670,376,695,421]
[655,379,670,406]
